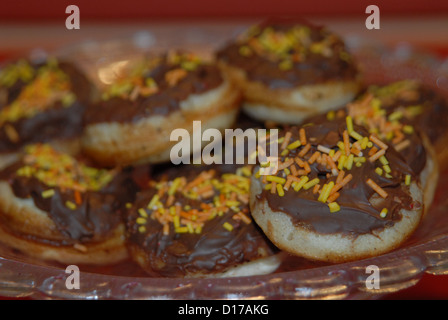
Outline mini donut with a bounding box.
[364,80,448,171]
[249,119,424,263]
[0,57,94,167]
[82,51,242,167]
[126,164,282,278]
[0,143,138,265]
[216,19,361,125]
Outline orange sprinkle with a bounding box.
[327,192,340,203]
[290,164,299,177]
[298,143,311,158]
[74,190,82,205]
[313,184,321,194]
[350,147,361,156]
[369,134,388,150]
[336,170,345,184]
[303,161,311,173]
[392,130,404,145]
[325,154,338,172]
[308,151,321,164]
[281,132,292,150]
[332,150,342,162]
[277,158,295,171]
[395,139,411,152]
[270,181,277,194]
[368,147,377,157]
[295,157,306,168]
[368,148,386,163]
[366,178,388,198]
[237,212,252,224]
[299,128,307,145]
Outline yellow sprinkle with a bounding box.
[349,130,363,141]
[276,183,285,196]
[147,194,160,209]
[226,200,240,207]
[361,137,369,150]
[338,155,347,170]
[138,225,146,233]
[170,206,176,216]
[41,189,55,198]
[173,215,180,228]
[293,176,309,192]
[136,217,147,225]
[328,202,341,213]
[380,208,388,218]
[388,111,403,121]
[403,125,414,134]
[223,222,234,232]
[303,178,320,190]
[264,183,272,190]
[354,156,366,163]
[327,110,336,121]
[319,181,334,203]
[345,154,354,170]
[375,167,383,176]
[266,175,286,185]
[383,165,391,173]
[65,200,77,210]
[175,226,189,233]
[405,174,411,186]
[379,155,389,166]
[329,149,335,158]
[138,208,148,218]
[281,149,289,156]
[346,116,354,134]
[287,140,302,150]
[195,226,202,234]
[187,223,194,234]
[337,141,346,154]
[168,177,181,196]
[126,202,132,209]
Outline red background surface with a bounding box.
[1,0,448,300]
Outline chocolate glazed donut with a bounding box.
[126,164,282,278]
[0,144,138,265]
[0,58,95,163]
[81,51,242,166]
[249,119,424,263]
[216,19,361,125]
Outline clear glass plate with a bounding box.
[1,25,448,300]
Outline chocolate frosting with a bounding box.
[368,81,448,145]
[84,63,223,125]
[217,20,358,89]
[0,161,138,245]
[0,59,94,153]
[127,164,277,277]
[304,107,427,176]
[258,121,419,236]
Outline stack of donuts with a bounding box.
[0,18,446,278]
